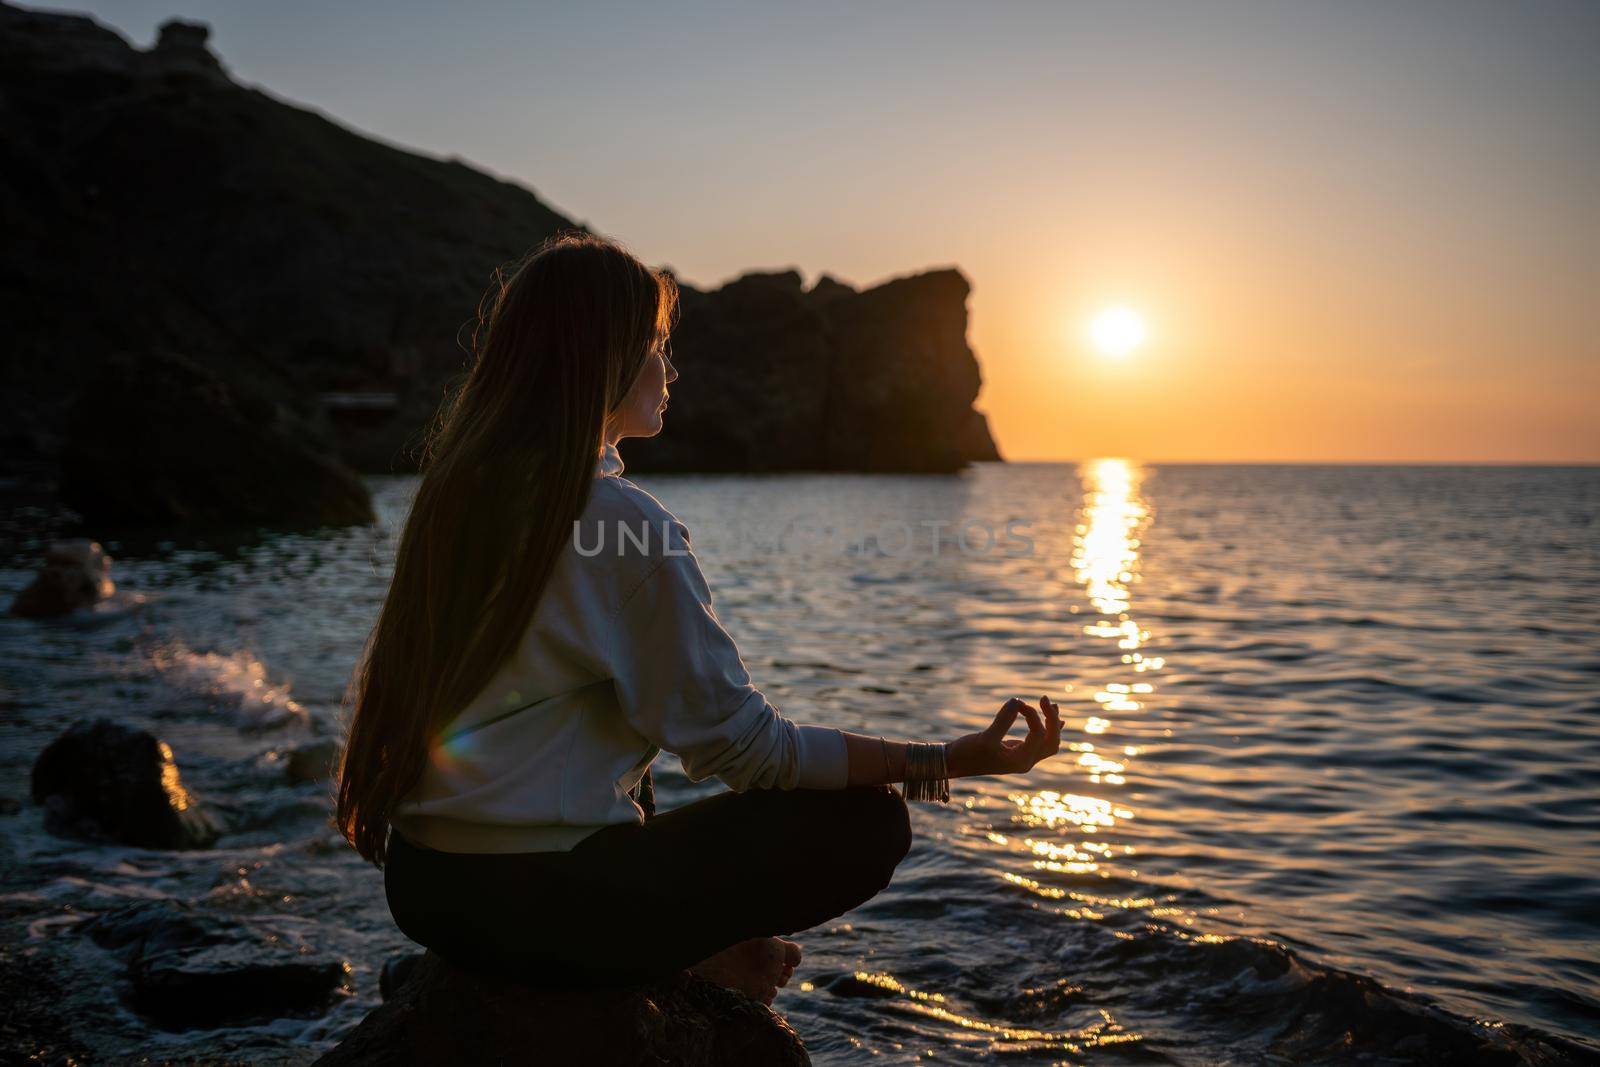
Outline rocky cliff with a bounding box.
[627,268,1001,473]
[0,3,1000,532]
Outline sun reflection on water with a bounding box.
[1071,459,1145,614]
[930,459,1162,1053]
[847,969,1143,1055]
[1007,458,1156,880]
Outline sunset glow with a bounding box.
[1088,306,1148,358]
[50,1,1600,465]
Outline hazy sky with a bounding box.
[43,1,1600,461]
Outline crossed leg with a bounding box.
[384,784,913,994]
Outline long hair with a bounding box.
[336,232,679,867]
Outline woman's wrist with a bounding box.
[842,731,906,787]
[841,731,951,795]
[944,735,972,778]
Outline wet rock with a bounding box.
[316,950,810,1066]
[31,718,222,849]
[285,739,343,783]
[86,899,350,1029]
[7,539,115,618]
[135,939,351,1031]
[379,951,423,1001]
[0,943,92,1064]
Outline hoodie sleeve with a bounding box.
[605,519,849,791]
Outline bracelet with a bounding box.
[902,740,950,804]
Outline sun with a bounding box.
[1088,306,1148,357]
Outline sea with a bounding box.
[2,462,1596,1064]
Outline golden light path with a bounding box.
[832,458,1163,1057]
[1009,457,1156,876]
[879,457,1155,1055]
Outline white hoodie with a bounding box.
[389,440,851,854]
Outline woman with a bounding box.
[336,232,1062,1006]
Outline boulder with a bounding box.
[0,944,90,1064]
[316,950,810,1067]
[7,539,115,617]
[31,718,222,849]
[85,898,350,1029]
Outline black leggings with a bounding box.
[384,784,913,989]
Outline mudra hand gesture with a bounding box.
[947,696,1062,778]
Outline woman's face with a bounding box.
[605,341,678,443]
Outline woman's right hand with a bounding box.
[946,696,1062,778]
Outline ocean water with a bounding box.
[1,462,1596,1064]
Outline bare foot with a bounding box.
[687,936,802,1006]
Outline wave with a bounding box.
[813,924,1599,1065]
[1099,930,1598,1065]
[144,641,309,731]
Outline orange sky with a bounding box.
[55,0,1600,462]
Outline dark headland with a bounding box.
[0,3,1002,535]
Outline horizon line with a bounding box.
[992,458,1600,467]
